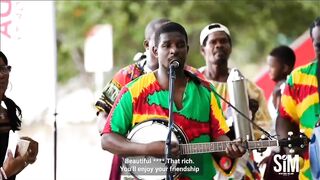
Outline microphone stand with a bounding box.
[165,63,177,180]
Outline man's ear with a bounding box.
[143,40,149,50]
[187,45,189,53]
[200,46,205,56]
[152,46,158,58]
[283,64,290,74]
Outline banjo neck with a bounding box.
[127,119,308,156]
[179,139,279,155]
[124,119,308,179]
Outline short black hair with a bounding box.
[145,18,170,40]
[269,45,296,69]
[309,17,320,39]
[0,51,8,65]
[154,22,188,47]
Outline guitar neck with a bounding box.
[179,140,279,155]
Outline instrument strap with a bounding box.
[316,60,320,126]
[317,60,320,108]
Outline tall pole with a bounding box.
[51,2,58,180]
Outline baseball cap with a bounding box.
[200,23,230,45]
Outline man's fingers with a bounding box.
[171,142,180,157]
[237,144,245,153]
[6,149,14,159]
[226,144,234,157]
[231,144,238,152]
[226,143,246,158]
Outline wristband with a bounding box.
[0,167,7,179]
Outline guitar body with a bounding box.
[213,152,259,180]
[123,119,188,180]
[213,155,237,175]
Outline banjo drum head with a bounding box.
[123,119,188,179]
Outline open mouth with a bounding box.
[215,51,225,56]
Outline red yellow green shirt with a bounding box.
[95,61,203,115]
[103,71,229,179]
[279,60,319,180]
[95,63,145,114]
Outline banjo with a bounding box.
[122,119,308,180]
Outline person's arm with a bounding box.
[246,81,272,139]
[95,65,139,134]
[95,80,121,134]
[276,78,304,155]
[276,115,301,155]
[210,85,245,159]
[100,85,179,158]
[248,98,259,120]
[1,150,27,178]
[275,82,286,110]
[1,137,38,178]
[97,111,108,135]
[275,116,299,139]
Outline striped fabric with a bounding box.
[279,60,320,180]
[310,126,320,179]
[95,62,146,180]
[198,67,271,139]
[103,71,229,179]
[95,63,145,114]
[198,67,270,180]
[95,62,204,115]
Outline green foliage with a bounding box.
[56,0,320,83]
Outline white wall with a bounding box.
[1,0,57,123]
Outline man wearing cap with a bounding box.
[198,23,271,179]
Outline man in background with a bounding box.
[199,22,271,179]
[95,18,170,180]
[276,16,320,180]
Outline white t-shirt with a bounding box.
[267,82,285,136]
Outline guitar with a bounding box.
[122,119,308,179]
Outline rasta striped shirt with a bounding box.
[279,60,320,180]
[103,71,229,180]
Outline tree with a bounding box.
[56,0,320,83]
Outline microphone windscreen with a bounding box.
[170,60,179,68]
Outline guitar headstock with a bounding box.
[278,130,310,153]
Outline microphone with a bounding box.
[227,68,253,140]
[170,60,179,69]
[209,69,273,140]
